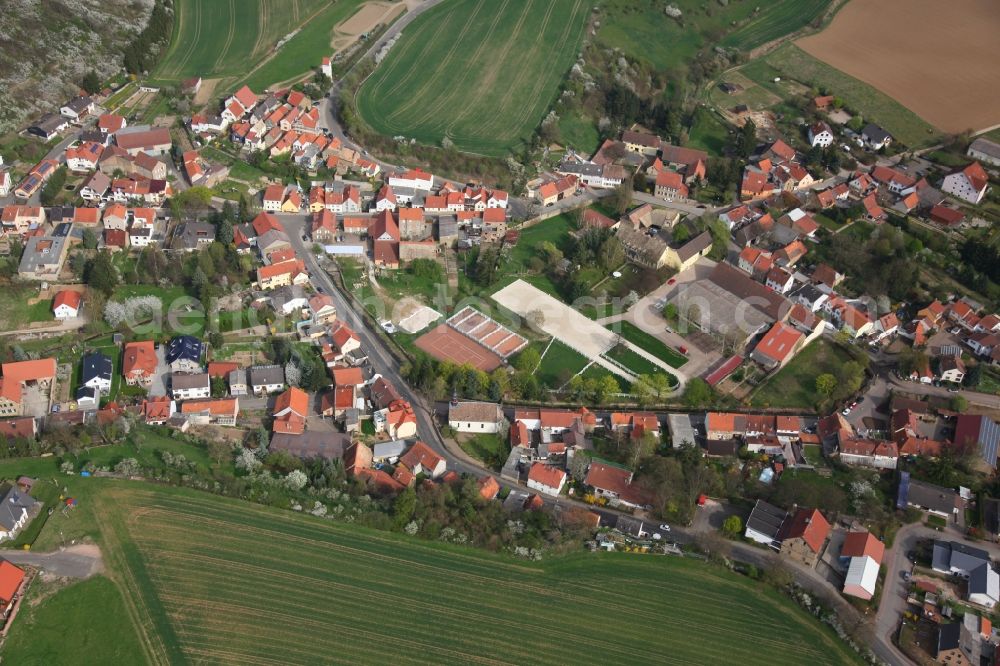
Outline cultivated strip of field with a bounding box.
[94,484,862,665]
[356,0,589,156]
[796,0,1000,134]
[154,0,332,81]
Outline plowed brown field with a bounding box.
[797,0,1000,133]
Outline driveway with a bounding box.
[1,544,103,579]
[148,345,169,397]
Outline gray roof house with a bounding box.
[372,440,409,464]
[171,222,216,251]
[0,485,37,539]
[249,365,285,394]
[897,472,961,517]
[933,541,1000,607]
[744,499,788,548]
[18,236,69,281]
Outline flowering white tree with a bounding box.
[284,469,308,491]
[284,361,302,388]
[235,448,262,473]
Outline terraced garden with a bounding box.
[72,483,862,665]
[356,0,589,155]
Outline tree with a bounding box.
[284,469,308,491]
[514,347,540,373]
[84,251,119,296]
[735,119,757,160]
[81,228,98,250]
[950,395,968,413]
[392,487,417,529]
[722,515,743,538]
[593,374,620,404]
[206,439,231,465]
[81,71,101,94]
[682,378,713,408]
[39,166,68,206]
[815,373,837,397]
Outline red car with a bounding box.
[677,346,688,355]
[667,278,676,285]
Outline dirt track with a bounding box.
[797,0,1000,133]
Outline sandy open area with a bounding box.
[192,78,219,106]
[339,1,401,35]
[797,0,1000,133]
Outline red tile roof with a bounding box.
[0,560,25,604]
[123,340,157,378]
[778,508,829,553]
[52,290,82,312]
[841,531,885,564]
[2,358,57,383]
[754,322,803,365]
[528,463,566,490]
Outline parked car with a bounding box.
[659,524,671,532]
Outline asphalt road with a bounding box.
[2,544,104,579]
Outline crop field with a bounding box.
[75,483,861,665]
[155,0,371,91]
[720,0,830,51]
[796,0,1000,134]
[741,44,941,148]
[355,0,589,156]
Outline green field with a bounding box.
[720,0,830,51]
[355,0,589,156]
[536,339,590,388]
[740,44,941,147]
[751,338,853,409]
[1,576,147,666]
[608,321,687,369]
[28,482,860,665]
[154,0,366,91]
[596,0,832,72]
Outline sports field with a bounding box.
[81,483,861,665]
[796,0,1000,134]
[355,0,589,156]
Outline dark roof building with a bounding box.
[898,472,960,517]
[744,499,788,547]
[953,414,1000,469]
[166,335,203,366]
[80,351,113,386]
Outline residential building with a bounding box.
[861,123,892,150]
[942,162,989,205]
[269,431,351,462]
[170,372,210,401]
[114,125,172,156]
[52,290,82,319]
[777,507,830,566]
[142,396,175,425]
[273,386,309,436]
[584,461,649,509]
[526,463,567,497]
[171,222,216,251]
[744,499,788,547]
[808,122,834,148]
[18,236,68,281]
[80,351,113,396]
[953,414,1000,469]
[750,322,805,371]
[933,541,1000,607]
[179,398,239,427]
[840,531,885,601]
[654,171,688,201]
[123,340,157,386]
[249,365,285,395]
[165,336,203,373]
[897,472,960,518]
[399,441,446,478]
[0,485,36,541]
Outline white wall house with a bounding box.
[527,463,567,497]
[942,163,989,205]
[808,122,834,148]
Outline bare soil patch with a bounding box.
[797,0,1000,133]
[338,1,401,37]
[192,78,219,106]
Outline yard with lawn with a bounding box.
[751,338,856,409]
[457,433,507,471]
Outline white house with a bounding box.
[320,56,333,79]
[170,372,211,401]
[52,290,82,319]
[80,352,113,396]
[968,138,1000,168]
[389,168,434,192]
[249,365,285,395]
[0,486,34,541]
[861,123,892,150]
[448,401,504,433]
[527,463,567,497]
[942,162,989,205]
[808,122,834,148]
[0,171,10,197]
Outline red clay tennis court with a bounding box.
[414,324,503,371]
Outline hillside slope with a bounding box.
[0,0,155,133]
